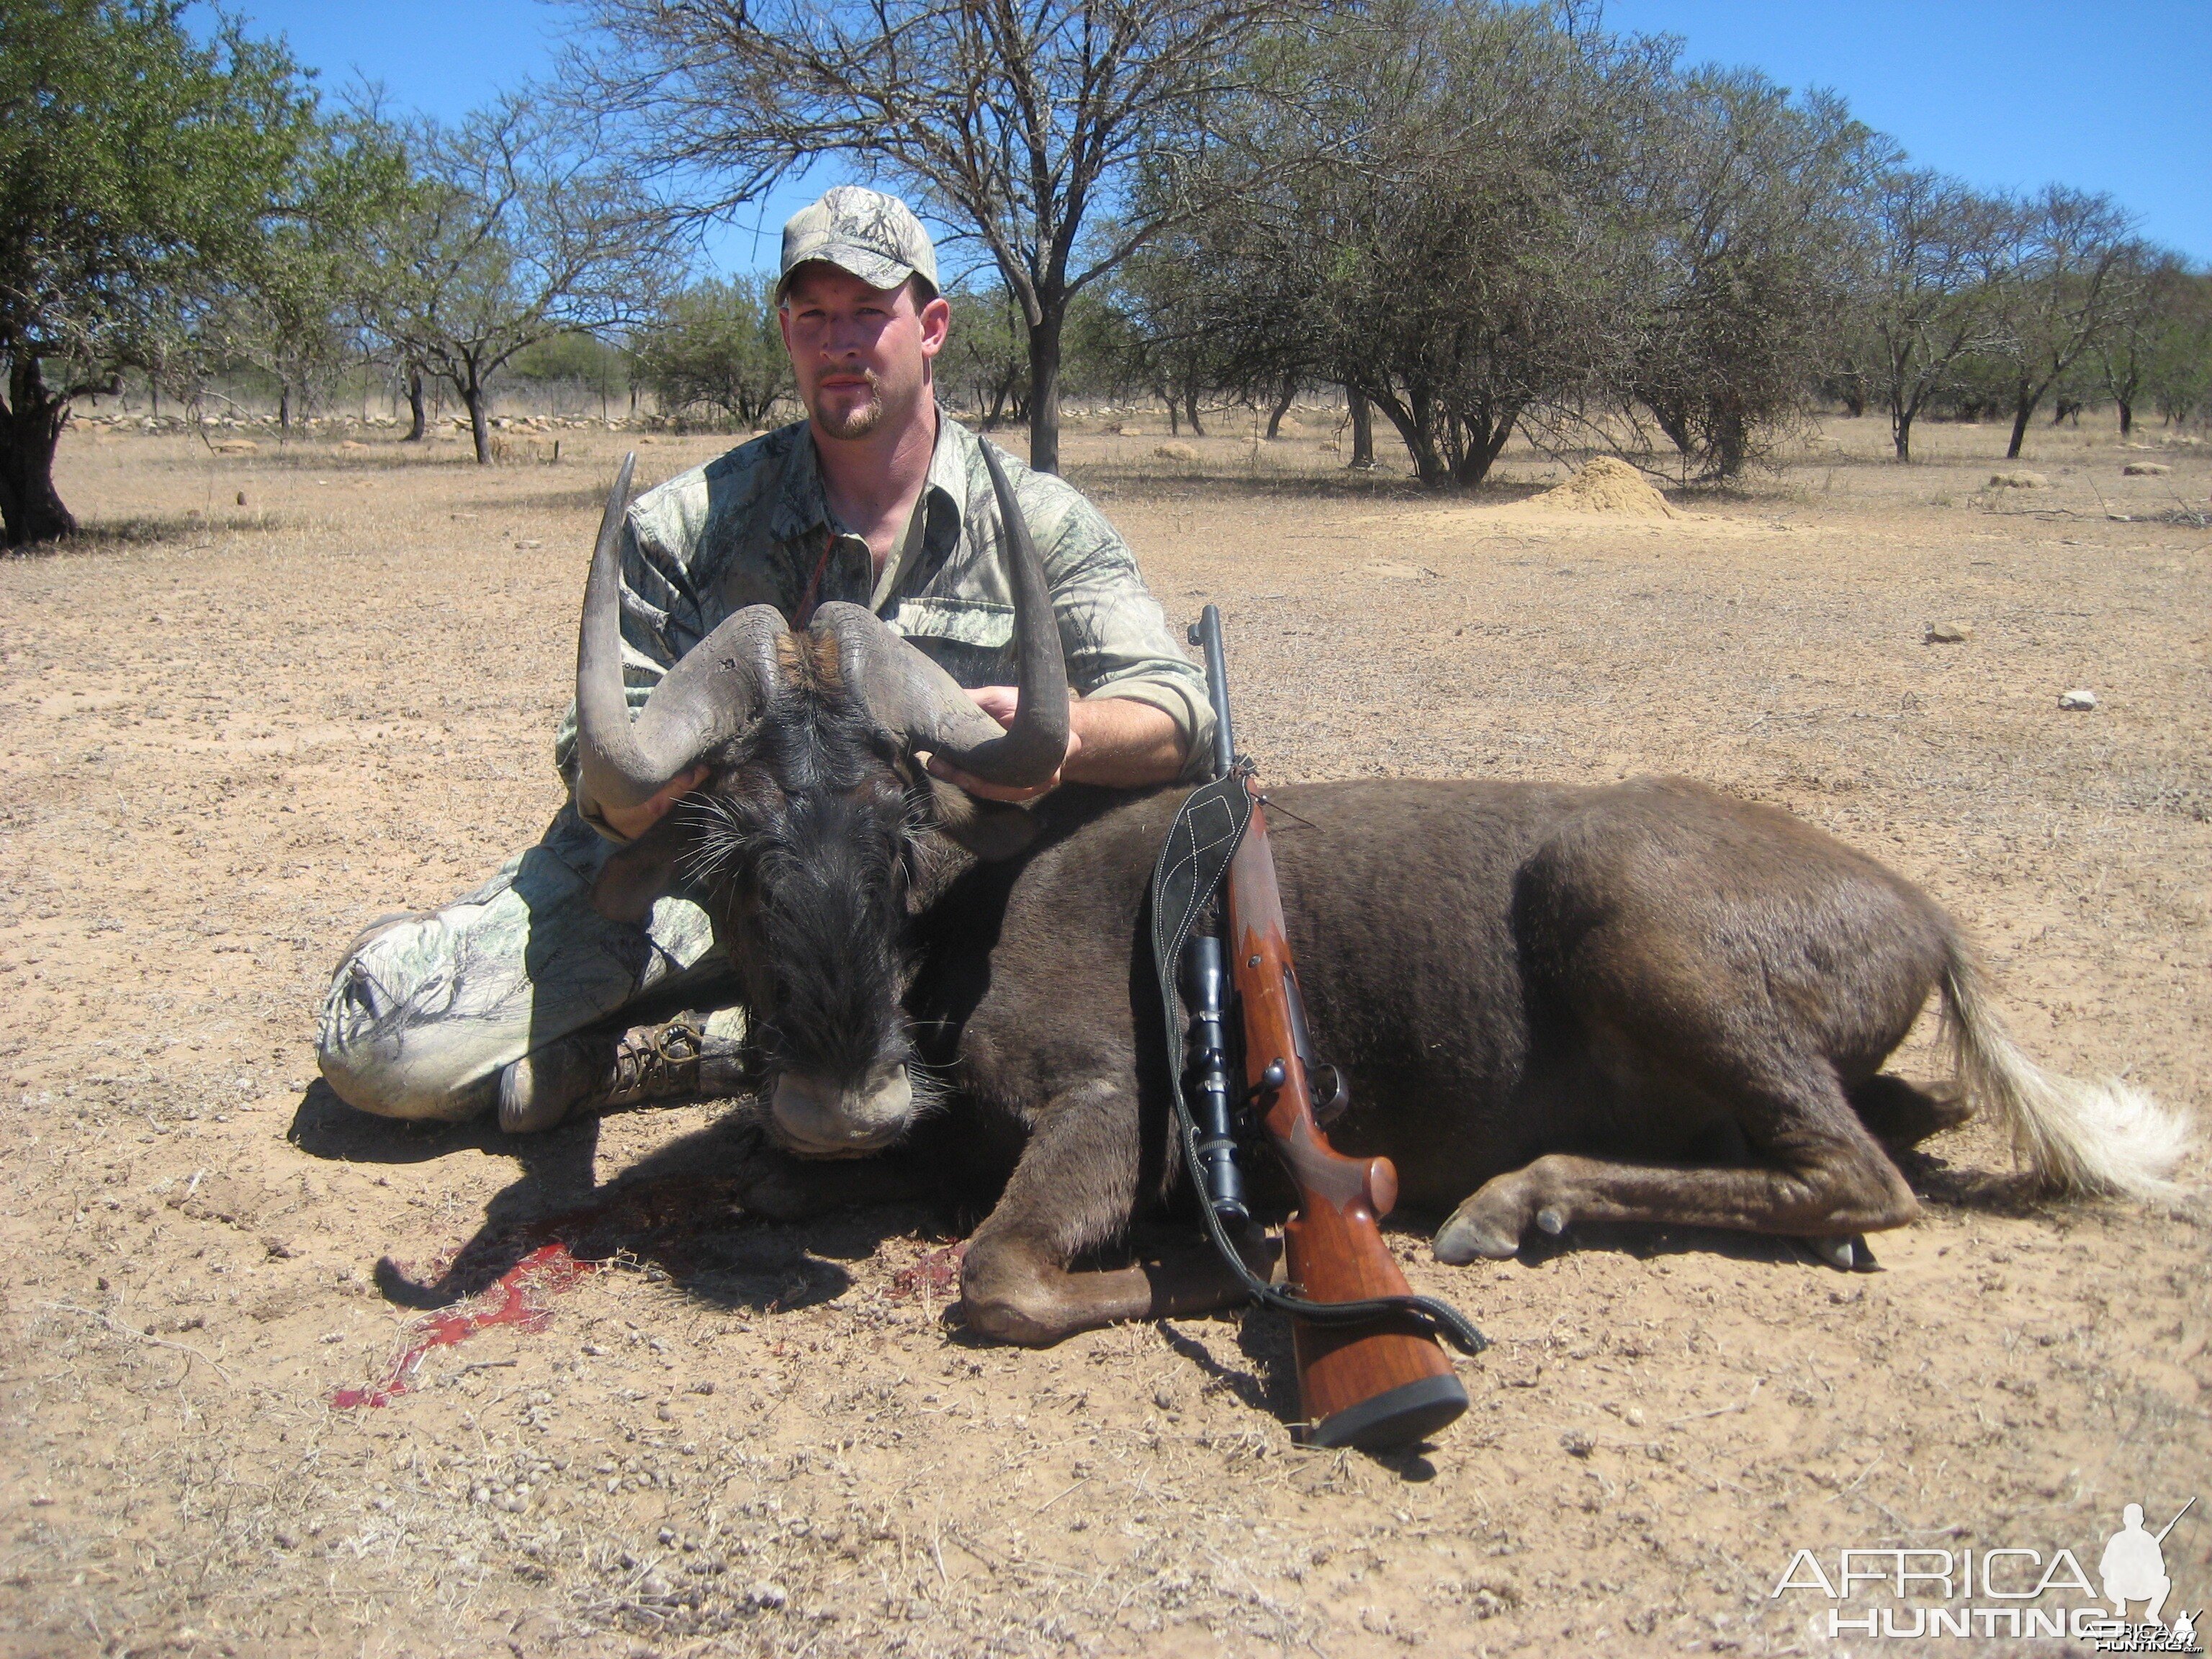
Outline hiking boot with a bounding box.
[496,1012,749,1134]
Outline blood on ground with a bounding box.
[331,1241,596,1408]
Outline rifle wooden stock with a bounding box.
[1226,792,1469,1450]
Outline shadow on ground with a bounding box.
[288,1083,938,1320]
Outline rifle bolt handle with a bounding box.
[1261,1058,1287,1089]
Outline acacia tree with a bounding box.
[364,99,671,463]
[1177,0,1660,486]
[629,276,790,426]
[0,0,318,544]
[1628,72,1884,479]
[2093,247,2188,436]
[1983,186,2133,459]
[1855,168,2012,461]
[200,111,407,433]
[2143,270,2212,428]
[941,283,1030,428]
[1091,242,1246,435]
[573,0,1308,474]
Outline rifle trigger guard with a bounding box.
[1309,1061,1351,1125]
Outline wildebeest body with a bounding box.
[905,776,1954,1281]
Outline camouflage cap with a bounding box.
[775,185,939,305]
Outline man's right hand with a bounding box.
[600,765,709,842]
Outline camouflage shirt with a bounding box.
[554,413,1212,815]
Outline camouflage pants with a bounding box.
[315,806,745,1121]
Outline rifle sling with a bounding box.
[1149,773,1487,1357]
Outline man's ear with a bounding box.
[926,774,1040,861]
[589,813,688,924]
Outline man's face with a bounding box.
[779,265,951,441]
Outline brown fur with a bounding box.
[889,776,1979,1342]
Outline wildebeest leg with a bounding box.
[1848,1073,1973,1154]
[1434,1066,1918,1264]
[961,1079,1264,1344]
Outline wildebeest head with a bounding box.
[572,445,1066,1156]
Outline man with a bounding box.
[2100,1503,2175,1627]
[317,186,1210,1133]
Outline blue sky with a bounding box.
[210,0,2210,269]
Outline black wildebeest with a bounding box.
[574,452,2192,1344]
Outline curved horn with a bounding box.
[816,436,1069,788]
[574,454,785,811]
[956,439,1071,783]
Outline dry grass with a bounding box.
[0,410,2206,1658]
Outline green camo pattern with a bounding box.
[552,412,1213,799]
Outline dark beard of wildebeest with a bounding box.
[678,671,946,1146]
[572,459,2192,1349]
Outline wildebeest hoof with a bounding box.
[1433,1200,1524,1264]
[1807,1235,1857,1269]
[1535,1206,1568,1236]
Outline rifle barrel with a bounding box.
[1195,604,1235,778]
[2154,1495,2196,1544]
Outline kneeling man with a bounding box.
[318,186,1209,1132]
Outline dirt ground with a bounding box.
[2,408,2208,1659]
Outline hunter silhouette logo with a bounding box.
[1770,1496,2200,1647]
[2103,1501,2190,1625]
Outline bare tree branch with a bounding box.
[569,0,1312,471]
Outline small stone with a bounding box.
[2058,688,2099,711]
[1154,441,1200,463]
[748,1581,788,1609]
[1924,621,1971,644]
[235,490,248,506]
[1987,470,2048,489]
[2121,461,2170,476]
[1560,1429,1596,1458]
[1624,1407,1645,1428]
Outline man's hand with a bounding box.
[922,688,1082,803]
[922,688,1185,801]
[599,765,709,841]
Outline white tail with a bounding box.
[1939,948,2194,1198]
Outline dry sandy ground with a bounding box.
[1,411,2208,1659]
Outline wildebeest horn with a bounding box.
[574,453,785,812]
[814,439,1069,788]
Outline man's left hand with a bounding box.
[922,687,1082,803]
[922,686,1186,800]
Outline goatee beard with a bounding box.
[814,373,886,439]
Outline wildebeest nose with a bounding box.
[770,1066,914,1156]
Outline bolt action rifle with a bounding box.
[1150,605,1483,1451]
